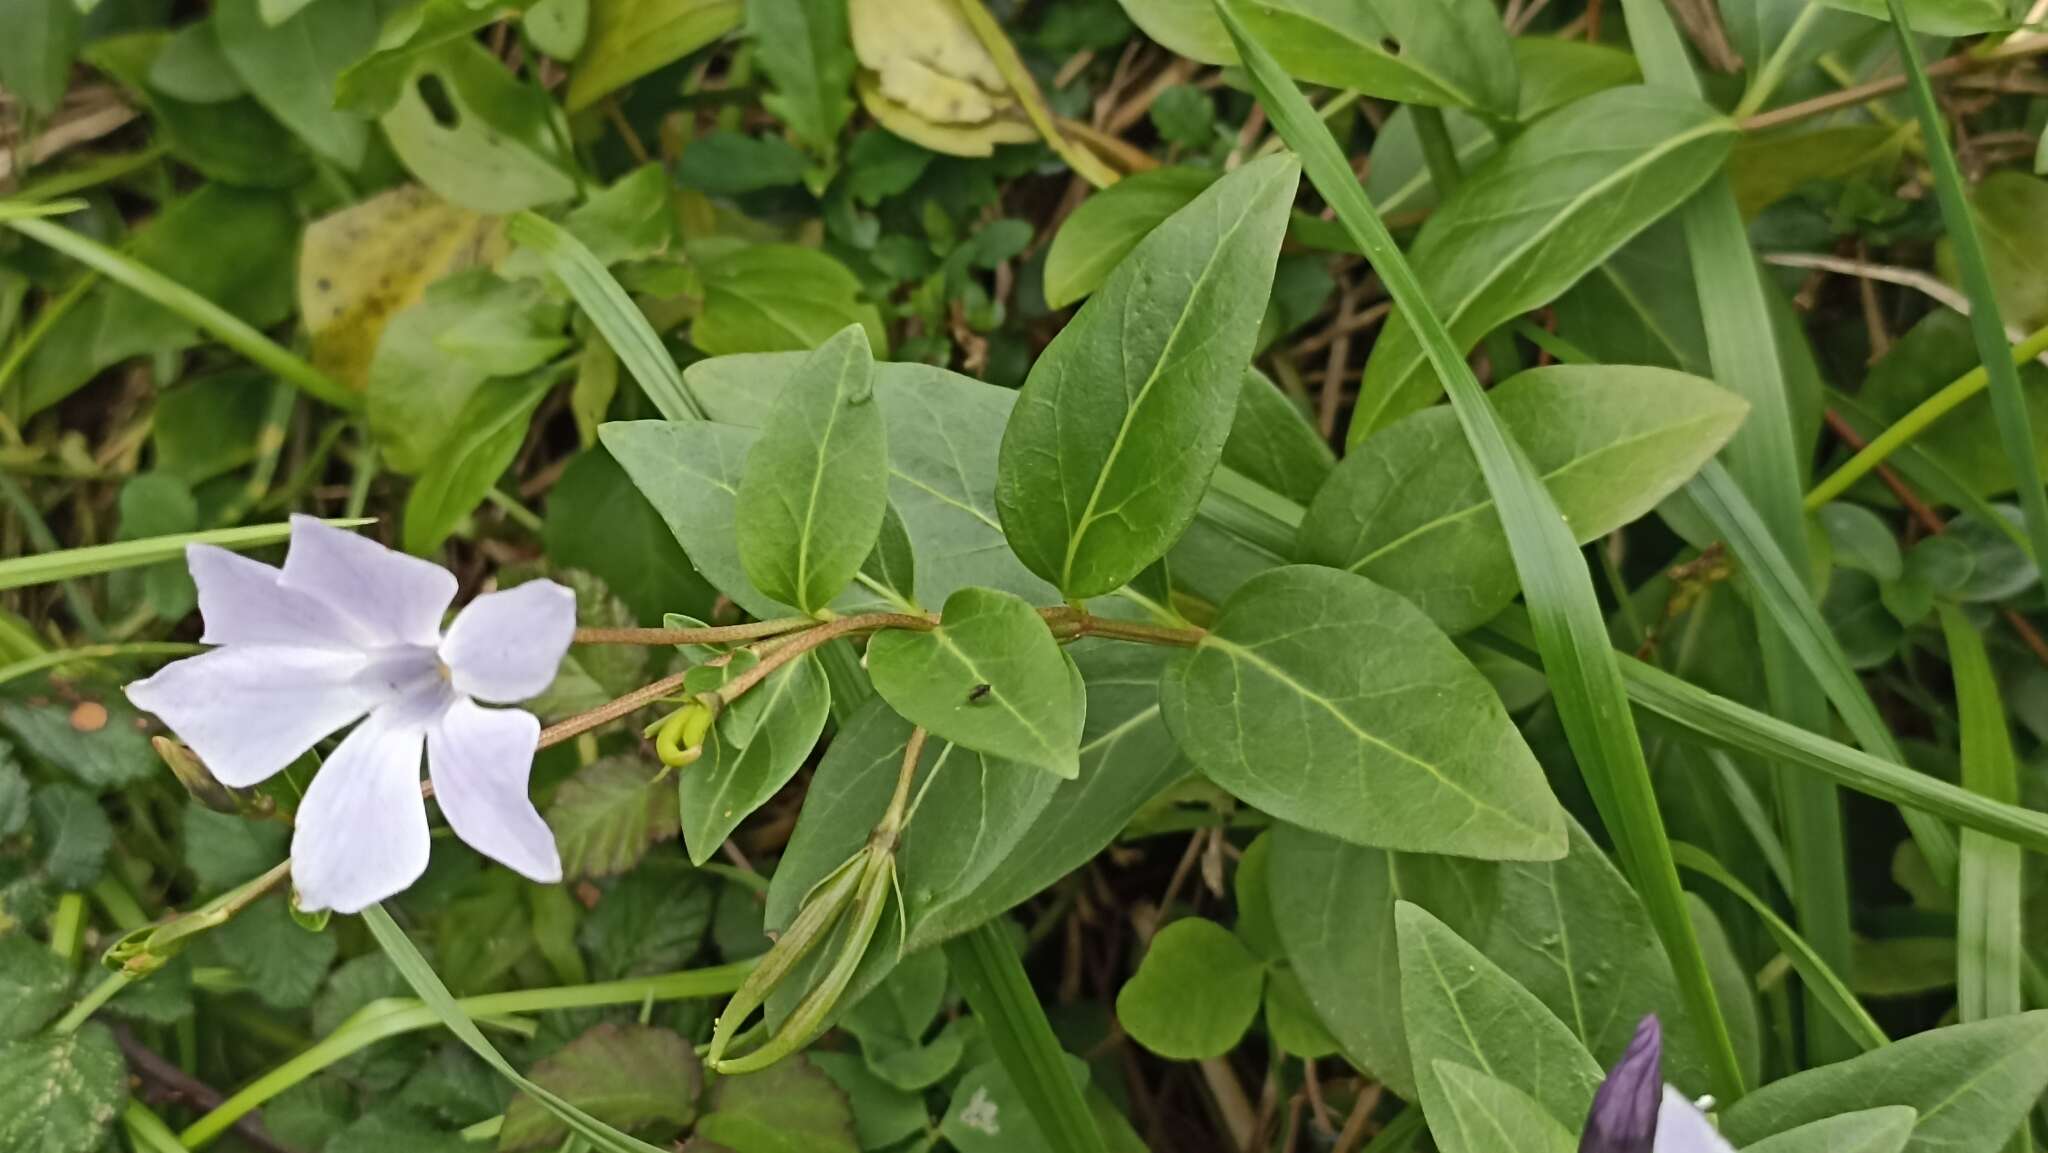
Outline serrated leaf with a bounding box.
[183,799,289,895]
[1268,824,1497,1097]
[1112,0,1516,116]
[499,1024,701,1152]
[1116,918,1263,1059]
[1351,86,1736,440]
[735,325,887,614]
[1397,902,1603,1133]
[868,587,1085,779]
[680,653,831,863]
[695,1054,858,1153]
[1302,365,1748,634]
[1,678,158,791]
[546,757,680,878]
[1161,565,1565,858]
[199,894,338,1010]
[0,1026,127,1153]
[995,154,1298,598]
[749,0,855,165]
[32,784,112,889]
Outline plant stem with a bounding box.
[713,612,935,705]
[52,971,134,1035]
[1734,0,1826,118]
[573,618,817,646]
[1038,606,1204,647]
[873,727,928,850]
[1807,326,2048,512]
[537,669,690,749]
[0,642,202,688]
[1740,32,2048,132]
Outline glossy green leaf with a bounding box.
[602,421,789,618]
[1302,365,1747,633]
[1116,918,1264,1059]
[214,0,376,166]
[681,653,831,863]
[1265,822,1498,1097]
[734,325,887,614]
[1722,1013,2048,1152]
[1397,902,1604,1132]
[1112,0,1516,115]
[380,41,578,214]
[1739,1107,1917,1153]
[693,245,888,357]
[0,1026,127,1153]
[566,0,742,111]
[1162,565,1564,858]
[869,587,1084,779]
[1223,369,1334,508]
[1427,1062,1579,1153]
[995,154,1297,599]
[545,757,681,879]
[542,449,717,625]
[498,1024,700,1152]
[402,370,554,556]
[1351,86,1736,441]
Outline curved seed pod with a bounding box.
[705,847,870,1065]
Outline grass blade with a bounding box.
[0,519,369,591]
[1616,0,1856,1059]
[1,215,359,412]
[1479,611,2048,853]
[945,923,1105,1153]
[361,904,676,1153]
[1219,0,1746,1103]
[1938,606,2028,1043]
[1880,0,2048,575]
[1686,463,1961,884]
[505,211,703,423]
[1670,843,1889,1053]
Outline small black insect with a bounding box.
[966,683,992,703]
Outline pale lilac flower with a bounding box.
[127,516,575,914]
[1580,1016,1735,1153]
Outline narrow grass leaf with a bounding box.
[944,922,1105,1153]
[0,518,368,591]
[1220,0,1744,1103]
[1937,605,2026,1031]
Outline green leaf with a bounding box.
[380,40,578,214]
[1859,311,2048,502]
[734,325,887,615]
[1262,968,1339,1059]
[200,895,338,1010]
[602,421,792,618]
[868,587,1085,779]
[694,1054,859,1153]
[1160,564,1565,858]
[810,1051,928,1150]
[683,355,1056,604]
[1112,0,1515,115]
[1821,0,2008,32]
[1149,84,1214,148]
[1740,1107,1917,1153]
[1425,1061,1578,1153]
[995,154,1298,599]
[945,931,1111,1153]
[0,0,79,114]
[545,757,680,879]
[1229,0,1746,1101]
[403,370,555,556]
[1970,171,2048,332]
[1938,605,2026,1029]
[0,676,156,791]
[1223,369,1334,508]
[499,1024,700,1152]
[0,520,321,594]
[1115,918,1264,1059]
[1397,902,1603,1132]
[1728,124,1907,218]
[214,0,377,166]
[1041,166,1217,310]
[0,1026,127,1153]
[1350,86,1736,441]
[681,653,831,863]
[523,0,588,58]
[147,19,244,103]
[182,800,289,895]
[32,783,112,889]
[577,863,713,979]
[543,449,717,625]
[676,131,811,195]
[1266,823,1498,1097]
[748,0,855,166]
[0,935,70,1040]
[861,503,919,608]
[1302,365,1747,634]
[693,245,888,358]
[1722,1014,2048,1153]
[566,0,742,112]
[337,0,542,112]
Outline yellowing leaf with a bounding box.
[299,184,504,392]
[848,0,1032,156]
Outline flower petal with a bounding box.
[426,698,560,883]
[438,580,577,704]
[1580,1015,1662,1153]
[290,709,431,914]
[279,515,456,647]
[189,545,375,650]
[126,646,380,787]
[1653,1086,1735,1153]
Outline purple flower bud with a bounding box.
[1580,1015,1663,1153]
